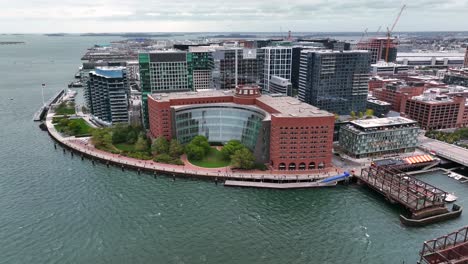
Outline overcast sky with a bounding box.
[0,0,467,33]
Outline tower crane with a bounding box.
[385,4,406,62]
[358,28,368,45]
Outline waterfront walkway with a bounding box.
[45,113,346,183]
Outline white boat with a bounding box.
[454,175,463,180]
[445,193,458,203]
[448,173,456,178]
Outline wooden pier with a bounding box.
[419,226,468,263]
[357,166,461,225]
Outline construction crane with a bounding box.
[358,28,368,44]
[376,25,382,36]
[385,4,406,62]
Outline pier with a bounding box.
[357,166,462,226]
[419,226,468,264]
[33,89,64,121]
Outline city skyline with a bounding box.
[1,0,468,33]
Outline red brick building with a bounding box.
[147,85,335,171]
[373,82,426,112]
[402,90,467,130]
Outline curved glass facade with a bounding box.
[174,105,266,150]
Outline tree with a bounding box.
[365,109,374,118]
[91,128,112,149]
[185,144,205,160]
[190,135,210,154]
[350,111,356,120]
[134,136,149,152]
[169,139,184,157]
[231,147,255,170]
[334,113,340,122]
[220,140,244,160]
[152,136,170,155]
[126,130,137,144]
[112,124,129,144]
[358,111,364,119]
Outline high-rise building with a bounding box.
[261,47,292,92]
[139,51,193,127]
[85,67,129,124]
[356,37,397,64]
[298,50,371,115]
[212,47,264,90]
[269,75,292,96]
[188,46,215,90]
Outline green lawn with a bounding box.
[55,118,92,136]
[55,104,76,115]
[114,143,136,152]
[188,148,231,168]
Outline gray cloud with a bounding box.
[0,0,467,32]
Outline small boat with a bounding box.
[454,175,463,181]
[9,98,13,100]
[448,173,456,178]
[445,193,458,203]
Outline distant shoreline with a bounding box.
[0,41,25,45]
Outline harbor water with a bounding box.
[0,34,467,264]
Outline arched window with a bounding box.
[309,162,316,169]
[318,162,325,169]
[288,163,296,170]
[299,163,306,170]
[279,163,286,170]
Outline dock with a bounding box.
[357,166,462,226]
[419,226,468,263]
[224,172,350,189]
[224,180,337,189]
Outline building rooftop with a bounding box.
[256,95,332,118]
[302,49,369,55]
[92,66,126,78]
[189,45,222,53]
[411,88,456,103]
[397,52,465,58]
[150,89,332,118]
[371,61,408,68]
[350,117,417,129]
[367,98,391,106]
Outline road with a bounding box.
[419,135,468,167]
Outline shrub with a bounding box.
[152,136,170,155]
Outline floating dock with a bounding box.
[224,172,350,189]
